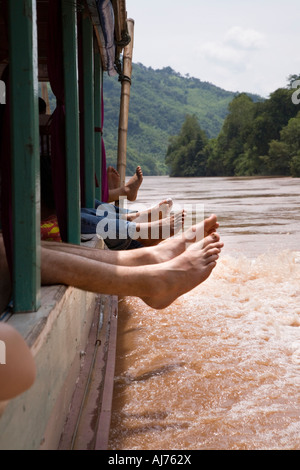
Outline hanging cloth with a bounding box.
[47,0,67,242]
[96,0,117,77]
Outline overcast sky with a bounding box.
[126,0,300,98]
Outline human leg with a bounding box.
[125,198,174,223]
[80,207,133,250]
[41,232,223,309]
[81,205,185,249]
[93,198,173,223]
[44,214,220,266]
[131,211,185,246]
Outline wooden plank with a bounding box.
[57,294,118,450]
[94,296,118,450]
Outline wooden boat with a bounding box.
[0,0,133,449]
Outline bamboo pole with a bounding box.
[117,18,134,189]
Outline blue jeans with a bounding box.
[81,199,142,250]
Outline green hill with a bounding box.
[103,63,262,175]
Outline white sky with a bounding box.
[126,0,300,97]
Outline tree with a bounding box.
[210,86,300,176]
[205,139,225,176]
[213,93,255,175]
[165,115,208,176]
[265,111,300,176]
[290,154,300,177]
[265,88,298,135]
[265,140,291,175]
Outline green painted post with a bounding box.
[62,0,81,244]
[94,48,102,201]
[82,14,95,208]
[8,0,41,312]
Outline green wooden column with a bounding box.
[82,14,95,208]
[8,0,41,312]
[62,0,81,244]
[94,48,102,201]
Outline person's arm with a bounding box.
[0,323,36,401]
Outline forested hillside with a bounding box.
[103,63,261,175]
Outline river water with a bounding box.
[108,176,300,450]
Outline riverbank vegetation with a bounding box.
[166,76,300,177]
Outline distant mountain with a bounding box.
[103,63,262,175]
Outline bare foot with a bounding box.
[108,166,144,203]
[141,233,223,309]
[184,213,219,243]
[107,166,120,190]
[125,166,143,201]
[143,214,220,264]
[134,211,185,246]
[126,198,173,223]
